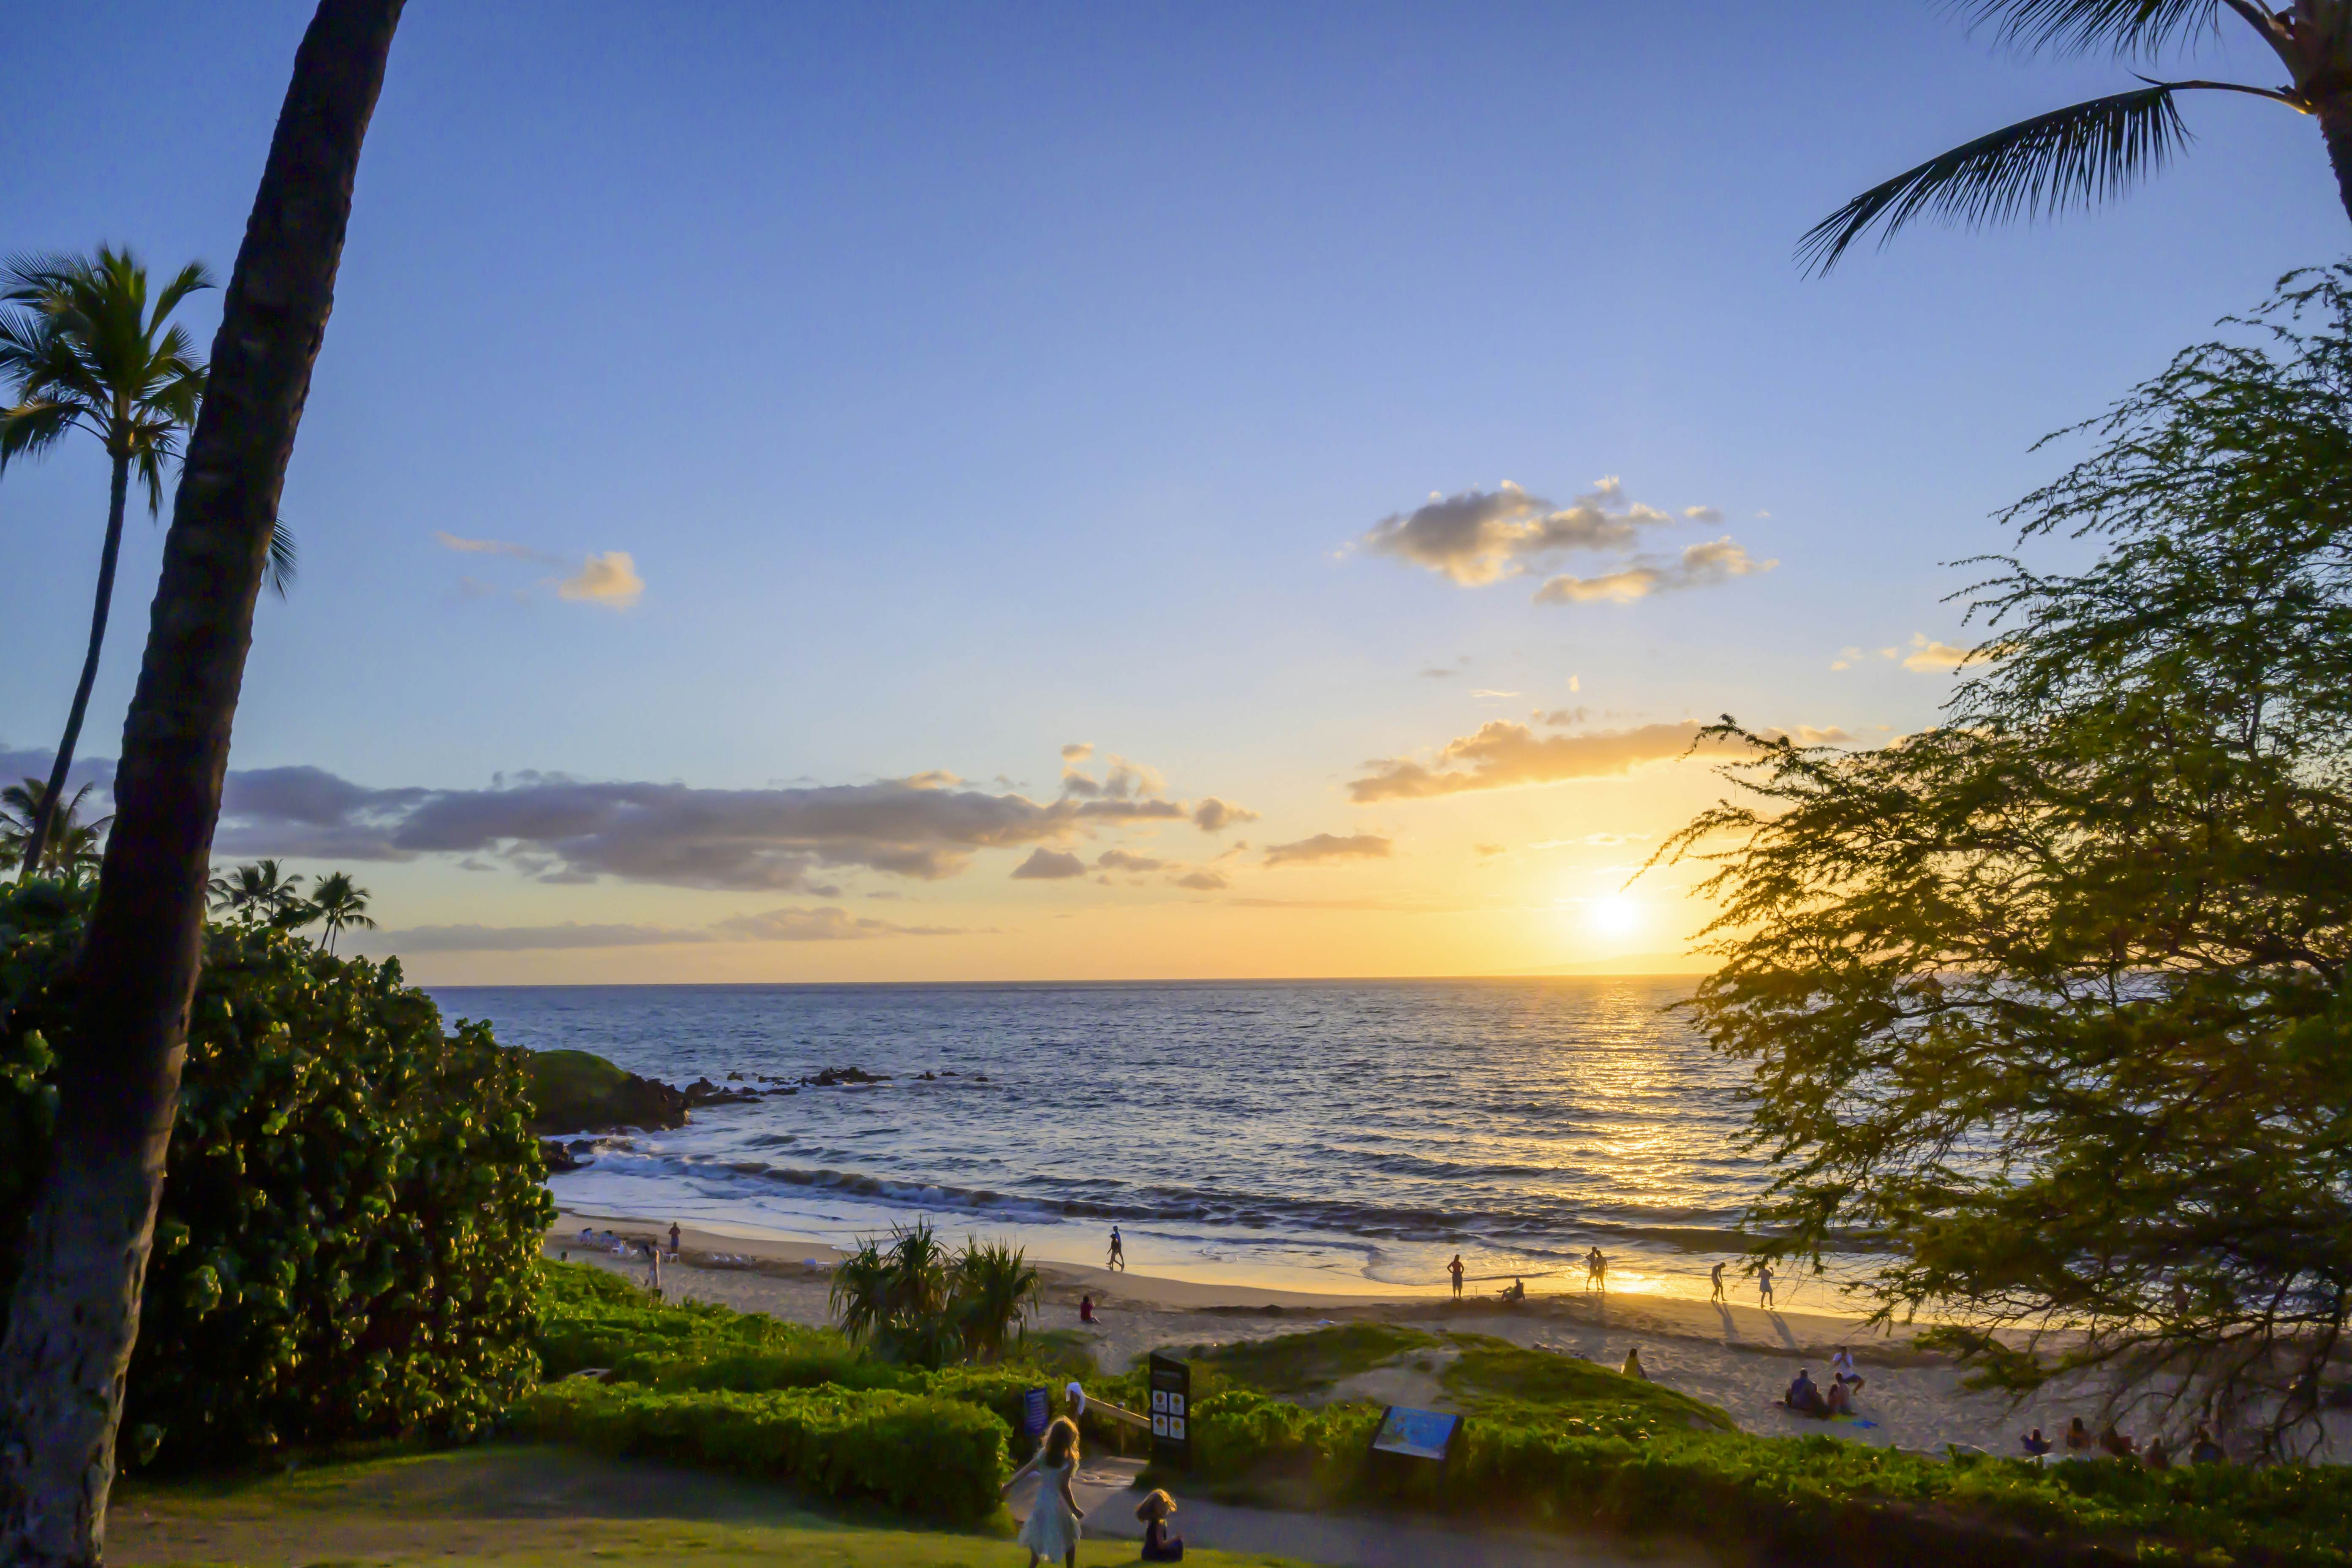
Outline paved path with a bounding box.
[1006,1456,1713,1568]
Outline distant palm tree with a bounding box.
[952,1237,1042,1361]
[0,778,110,882]
[206,859,305,925]
[307,870,376,952]
[1802,2,2352,273]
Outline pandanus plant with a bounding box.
[1803,2,2352,273]
[829,1222,1041,1369]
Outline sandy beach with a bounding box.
[553,1208,2106,1456]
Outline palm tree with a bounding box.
[0,5,405,1561]
[1802,3,2352,273]
[0,248,206,882]
[0,779,110,882]
[307,870,376,952]
[205,858,305,924]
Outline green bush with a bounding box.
[0,881,553,1466]
[517,1379,1008,1522]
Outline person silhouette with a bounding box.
[1710,1261,1726,1300]
[1448,1254,1465,1300]
[1107,1226,1126,1272]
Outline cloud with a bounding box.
[1011,847,1087,880]
[1172,868,1228,891]
[557,551,644,609]
[1530,536,1775,606]
[1263,833,1394,867]
[1419,667,1458,679]
[1359,478,1676,585]
[1061,742,1094,761]
[1538,707,1589,727]
[1902,634,1983,672]
[210,766,1193,889]
[1473,842,1507,858]
[1348,721,1718,802]
[1192,797,1259,833]
[367,904,962,952]
[1795,726,1854,746]
[1097,849,1165,873]
[1683,505,1724,525]
[435,532,561,565]
[1830,645,1862,671]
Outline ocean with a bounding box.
[431,976,1808,1304]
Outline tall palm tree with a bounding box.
[1802,3,2352,273]
[0,4,406,1563]
[204,858,305,924]
[0,253,299,884]
[307,869,376,952]
[0,779,110,882]
[0,249,207,881]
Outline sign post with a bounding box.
[1148,1352,1192,1471]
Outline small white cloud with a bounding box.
[557,551,645,609]
[1011,847,1087,880]
[1829,645,1862,672]
[1683,505,1723,524]
[1061,742,1094,761]
[1530,536,1774,607]
[1193,797,1259,833]
[1173,868,1228,891]
[1902,634,1981,673]
[1568,675,1581,693]
[435,531,561,565]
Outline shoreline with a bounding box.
[547,1206,2093,1457]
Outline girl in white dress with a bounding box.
[1002,1415,1084,1568]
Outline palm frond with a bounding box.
[147,260,216,331]
[267,517,299,598]
[1950,0,2228,58]
[1799,85,2189,275]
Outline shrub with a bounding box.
[0,882,553,1466]
[517,1379,1008,1522]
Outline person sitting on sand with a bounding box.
[1825,1377,1854,1416]
[1136,1489,1184,1562]
[1002,1415,1086,1568]
[2061,1416,2092,1455]
[2190,1424,2224,1464]
[1621,1345,1647,1381]
[1784,1369,1825,1417]
[1078,1295,1095,1325]
[2022,1426,2053,1457]
[1499,1277,1527,1303]
[2142,1436,2171,1470]
[2099,1424,2136,1458]
[1449,1254,1465,1301]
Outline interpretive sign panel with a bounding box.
[1149,1352,1191,1469]
[1023,1386,1049,1438]
[1370,1405,1460,1462]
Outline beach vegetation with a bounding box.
[0,779,109,883]
[828,1221,1043,1370]
[0,880,551,1470]
[306,869,377,952]
[1666,265,2352,1453]
[1800,1,2352,273]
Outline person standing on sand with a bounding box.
[669,1221,682,1257]
[1108,1226,1126,1271]
[1710,1261,1726,1300]
[1758,1263,1776,1307]
[1448,1255,1465,1300]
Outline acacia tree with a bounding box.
[0,4,405,1563]
[1803,2,2352,272]
[1666,266,2352,1454]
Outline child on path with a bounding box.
[1003,1416,1085,1568]
[1137,1489,1184,1561]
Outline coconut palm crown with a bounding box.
[1803,2,2352,273]
[307,870,377,952]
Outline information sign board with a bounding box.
[1370,1405,1461,1462]
[1148,1352,1191,1470]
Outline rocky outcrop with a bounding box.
[523,1048,691,1133]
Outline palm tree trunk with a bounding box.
[2320,103,2352,226]
[0,5,403,1563]
[16,454,132,882]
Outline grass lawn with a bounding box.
[110,1444,1308,1568]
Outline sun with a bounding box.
[1584,894,1644,940]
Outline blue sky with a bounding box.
[5,2,2343,979]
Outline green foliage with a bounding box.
[517,1379,1008,1524]
[1440,1336,1736,1432]
[0,881,553,1466]
[0,779,107,881]
[1187,1323,1437,1395]
[828,1222,1040,1370]
[1665,267,2352,1450]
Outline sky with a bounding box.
[4,2,2344,982]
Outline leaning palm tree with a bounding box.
[307,870,376,951]
[1802,2,2352,273]
[0,7,405,1561]
[0,779,109,881]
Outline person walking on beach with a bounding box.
[1758,1263,1776,1308]
[1448,1254,1465,1300]
[1003,1415,1085,1568]
[1107,1226,1126,1272]
[1710,1261,1727,1300]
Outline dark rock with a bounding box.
[539,1137,588,1173]
[801,1065,891,1088]
[524,1049,690,1133]
[918,1070,938,1081]
[765,1086,798,1096]
[726,1071,746,1081]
